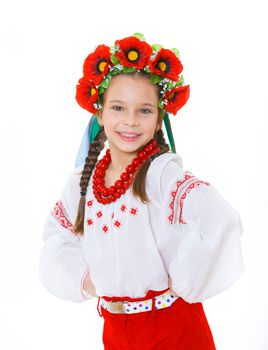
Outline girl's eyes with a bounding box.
[111,106,152,114]
[140,108,152,114]
[112,106,123,111]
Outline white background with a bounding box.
[0,0,267,349]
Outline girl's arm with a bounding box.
[160,159,245,303]
[39,167,95,302]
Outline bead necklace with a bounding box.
[92,138,160,204]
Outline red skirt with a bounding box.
[97,289,216,350]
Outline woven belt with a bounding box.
[99,289,179,315]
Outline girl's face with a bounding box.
[97,74,162,163]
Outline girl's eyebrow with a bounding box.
[109,100,155,107]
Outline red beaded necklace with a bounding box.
[92,138,160,204]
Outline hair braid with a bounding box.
[131,127,171,203]
[72,127,107,235]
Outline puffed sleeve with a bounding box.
[161,157,245,303]
[38,165,94,302]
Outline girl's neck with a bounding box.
[107,149,138,174]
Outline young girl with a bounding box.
[39,33,245,349]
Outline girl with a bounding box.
[39,33,245,349]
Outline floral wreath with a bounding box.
[75,33,190,118]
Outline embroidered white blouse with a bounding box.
[39,152,245,303]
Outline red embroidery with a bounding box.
[129,207,138,216]
[129,208,138,216]
[87,199,93,207]
[120,204,127,212]
[85,201,140,234]
[52,200,74,231]
[102,224,109,233]
[114,220,122,228]
[167,171,210,225]
[96,210,103,218]
[87,218,94,226]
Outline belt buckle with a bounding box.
[108,301,126,314]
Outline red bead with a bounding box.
[96,169,105,177]
[120,172,130,181]
[126,164,135,173]
[144,145,152,153]
[95,178,104,185]
[123,182,129,189]
[96,184,103,192]
[132,158,140,167]
[118,188,125,194]
[137,151,147,160]
[108,186,116,194]
[115,180,123,189]
[97,162,108,170]
[114,192,121,199]
[101,188,109,197]
[103,155,110,163]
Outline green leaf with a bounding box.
[101,79,109,89]
[158,98,164,109]
[151,74,162,84]
[110,54,120,65]
[99,86,105,94]
[151,44,162,51]
[176,74,184,86]
[132,32,145,41]
[122,66,136,73]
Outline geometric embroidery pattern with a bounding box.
[51,200,74,231]
[86,198,139,234]
[167,171,210,225]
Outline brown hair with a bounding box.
[73,72,171,235]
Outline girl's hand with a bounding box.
[168,276,180,297]
[83,271,98,297]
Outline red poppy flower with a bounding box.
[150,49,183,81]
[83,45,112,86]
[164,85,190,115]
[75,77,99,114]
[115,36,152,69]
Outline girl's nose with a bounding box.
[123,113,139,126]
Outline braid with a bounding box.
[152,128,170,158]
[72,127,107,236]
[132,127,170,203]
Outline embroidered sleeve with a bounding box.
[39,168,94,303]
[167,170,210,225]
[51,200,74,232]
[161,159,245,303]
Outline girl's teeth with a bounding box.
[121,133,138,137]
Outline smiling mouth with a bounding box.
[117,132,141,141]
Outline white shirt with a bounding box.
[39,152,245,303]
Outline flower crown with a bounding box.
[75,33,190,117]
